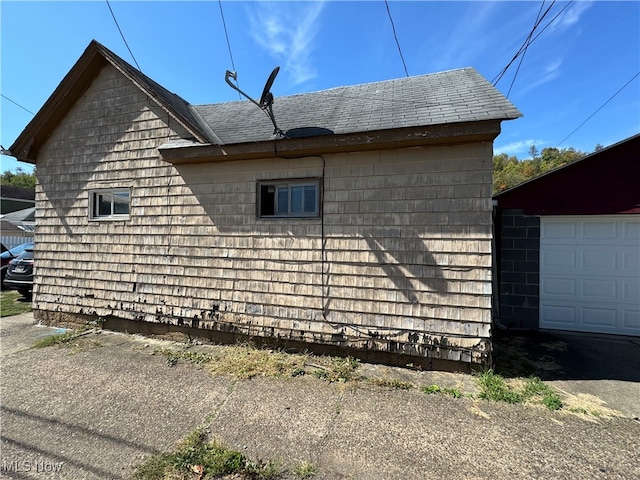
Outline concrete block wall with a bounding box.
[497,209,540,329]
[33,63,495,366]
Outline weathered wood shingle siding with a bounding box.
[33,63,494,365]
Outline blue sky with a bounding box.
[1,1,639,174]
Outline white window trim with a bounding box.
[258,178,320,218]
[89,188,131,221]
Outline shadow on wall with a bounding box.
[176,158,451,316]
[36,100,177,238]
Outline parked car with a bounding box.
[3,247,34,297]
[0,242,34,288]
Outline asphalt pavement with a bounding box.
[1,312,639,479]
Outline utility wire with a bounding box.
[1,94,36,116]
[218,0,241,100]
[384,0,409,77]
[106,0,143,72]
[505,0,548,97]
[556,71,640,147]
[218,1,237,73]
[493,0,574,88]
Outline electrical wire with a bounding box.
[505,0,548,97]
[1,94,35,116]
[493,0,576,89]
[556,71,640,147]
[105,0,143,72]
[218,1,242,101]
[270,140,329,319]
[218,1,236,73]
[384,0,409,78]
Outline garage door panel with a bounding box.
[542,221,576,240]
[623,310,640,331]
[580,249,617,271]
[623,280,640,301]
[541,249,575,270]
[582,307,617,328]
[541,304,576,327]
[622,250,640,273]
[623,221,640,240]
[583,221,617,239]
[581,279,616,300]
[540,216,640,336]
[541,277,575,297]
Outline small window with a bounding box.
[90,189,130,220]
[258,180,319,218]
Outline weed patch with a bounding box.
[474,369,563,410]
[153,348,214,367]
[134,428,303,479]
[293,461,317,479]
[32,329,88,349]
[368,377,414,390]
[208,345,308,379]
[421,384,462,398]
[312,356,360,383]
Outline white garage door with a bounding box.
[540,216,640,336]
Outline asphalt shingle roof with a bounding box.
[194,67,521,145]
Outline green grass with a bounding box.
[0,290,32,317]
[133,428,290,479]
[421,384,462,398]
[475,369,563,410]
[312,356,360,383]
[32,329,88,348]
[293,460,317,479]
[368,377,415,390]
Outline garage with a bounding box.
[540,216,640,336]
[494,134,640,335]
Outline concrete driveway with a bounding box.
[1,313,639,479]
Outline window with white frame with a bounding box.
[258,179,320,218]
[90,189,130,220]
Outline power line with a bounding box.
[218,1,237,73]
[1,94,36,116]
[218,0,241,100]
[384,0,409,77]
[493,0,575,90]
[493,0,556,87]
[556,71,640,147]
[505,0,548,97]
[105,0,143,72]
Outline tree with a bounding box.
[492,145,588,194]
[0,167,36,189]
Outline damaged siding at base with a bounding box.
[31,64,493,366]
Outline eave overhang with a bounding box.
[159,119,503,164]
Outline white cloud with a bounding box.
[518,59,562,94]
[495,139,546,157]
[429,3,500,72]
[248,1,325,85]
[553,0,594,31]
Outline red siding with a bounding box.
[495,135,640,215]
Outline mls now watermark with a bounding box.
[1,458,64,474]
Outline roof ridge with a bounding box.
[194,67,478,108]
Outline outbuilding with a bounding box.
[494,134,640,336]
[10,40,522,369]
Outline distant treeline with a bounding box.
[492,144,602,194]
